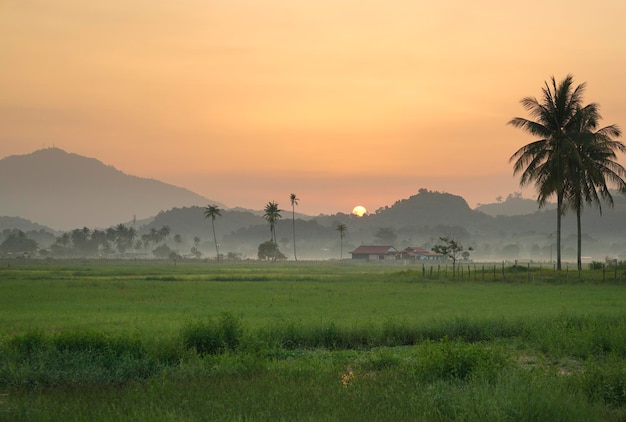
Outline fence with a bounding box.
[415,260,626,282]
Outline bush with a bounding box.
[590,261,604,270]
[411,339,509,382]
[180,313,243,355]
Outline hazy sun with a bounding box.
[351,205,367,217]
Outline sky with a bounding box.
[2,0,626,216]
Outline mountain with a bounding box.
[0,148,223,230]
[0,216,57,234]
[475,193,556,217]
[2,148,625,261]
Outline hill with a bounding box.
[0,216,57,234]
[0,148,224,230]
[475,193,556,217]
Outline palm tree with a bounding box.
[509,75,591,270]
[336,223,347,260]
[204,204,222,261]
[290,193,299,261]
[158,225,171,244]
[564,118,626,270]
[263,201,282,243]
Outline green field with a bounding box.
[2,261,626,420]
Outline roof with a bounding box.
[403,246,443,257]
[350,245,399,254]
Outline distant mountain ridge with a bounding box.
[0,148,223,230]
[475,193,557,217]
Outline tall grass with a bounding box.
[2,261,626,419]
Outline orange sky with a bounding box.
[2,1,626,215]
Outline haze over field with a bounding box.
[2,1,626,215]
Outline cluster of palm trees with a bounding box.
[50,224,174,256]
[509,74,626,270]
[204,198,288,261]
[204,194,349,261]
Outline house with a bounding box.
[350,245,399,261]
[402,246,444,261]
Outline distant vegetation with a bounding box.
[1,186,626,262]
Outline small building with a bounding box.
[350,245,399,261]
[402,246,444,261]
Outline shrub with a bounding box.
[590,261,604,270]
[581,356,626,407]
[180,313,243,355]
[411,339,509,382]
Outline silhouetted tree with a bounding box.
[432,236,471,278]
[263,201,282,244]
[204,204,222,261]
[158,225,171,243]
[336,223,347,260]
[0,230,37,255]
[562,113,626,270]
[257,240,286,261]
[290,193,299,261]
[508,74,623,270]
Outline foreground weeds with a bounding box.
[3,262,626,420]
[2,313,626,420]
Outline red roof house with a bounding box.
[402,246,444,261]
[350,245,399,261]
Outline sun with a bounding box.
[351,205,367,217]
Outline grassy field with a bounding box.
[2,260,626,420]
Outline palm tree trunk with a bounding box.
[576,206,582,271]
[555,190,563,270]
[292,207,297,261]
[212,219,219,261]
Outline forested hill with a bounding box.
[368,189,491,227]
[475,193,557,217]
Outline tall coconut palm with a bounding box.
[290,193,299,261]
[336,223,347,260]
[263,201,282,244]
[204,204,222,261]
[564,117,626,270]
[509,75,591,270]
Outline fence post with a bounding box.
[527,263,530,282]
